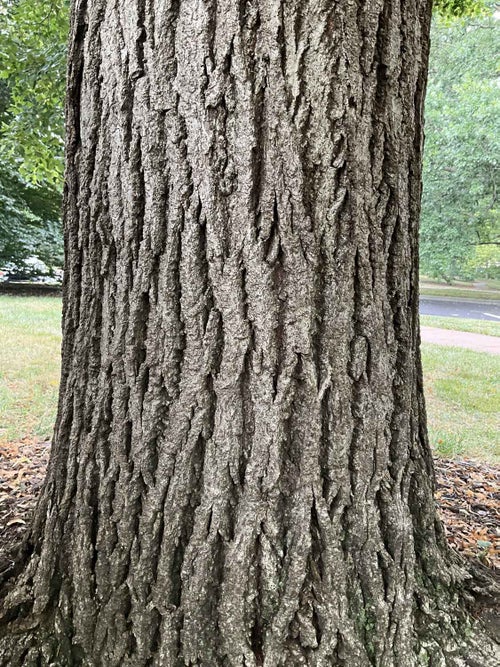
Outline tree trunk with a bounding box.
[0,1,498,665]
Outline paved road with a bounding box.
[420,296,500,321]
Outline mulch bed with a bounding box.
[435,458,499,569]
[0,439,50,573]
[0,440,498,570]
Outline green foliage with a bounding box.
[466,244,500,279]
[433,0,489,18]
[0,0,65,270]
[0,0,68,186]
[420,12,500,281]
[0,161,63,270]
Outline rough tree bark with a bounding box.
[0,0,498,665]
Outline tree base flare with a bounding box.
[1,544,499,666]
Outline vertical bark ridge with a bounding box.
[1,1,498,666]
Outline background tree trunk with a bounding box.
[0,1,497,665]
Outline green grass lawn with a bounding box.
[0,295,498,462]
[420,287,500,300]
[0,295,62,444]
[420,278,500,301]
[422,345,499,462]
[420,315,500,337]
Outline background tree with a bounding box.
[0,0,498,666]
[0,0,68,185]
[0,162,63,272]
[420,11,500,281]
[0,0,67,272]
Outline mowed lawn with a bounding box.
[420,315,500,338]
[0,295,498,462]
[0,296,62,444]
[422,346,499,462]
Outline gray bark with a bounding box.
[0,1,498,665]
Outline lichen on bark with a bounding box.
[0,0,499,665]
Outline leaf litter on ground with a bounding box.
[434,457,499,569]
